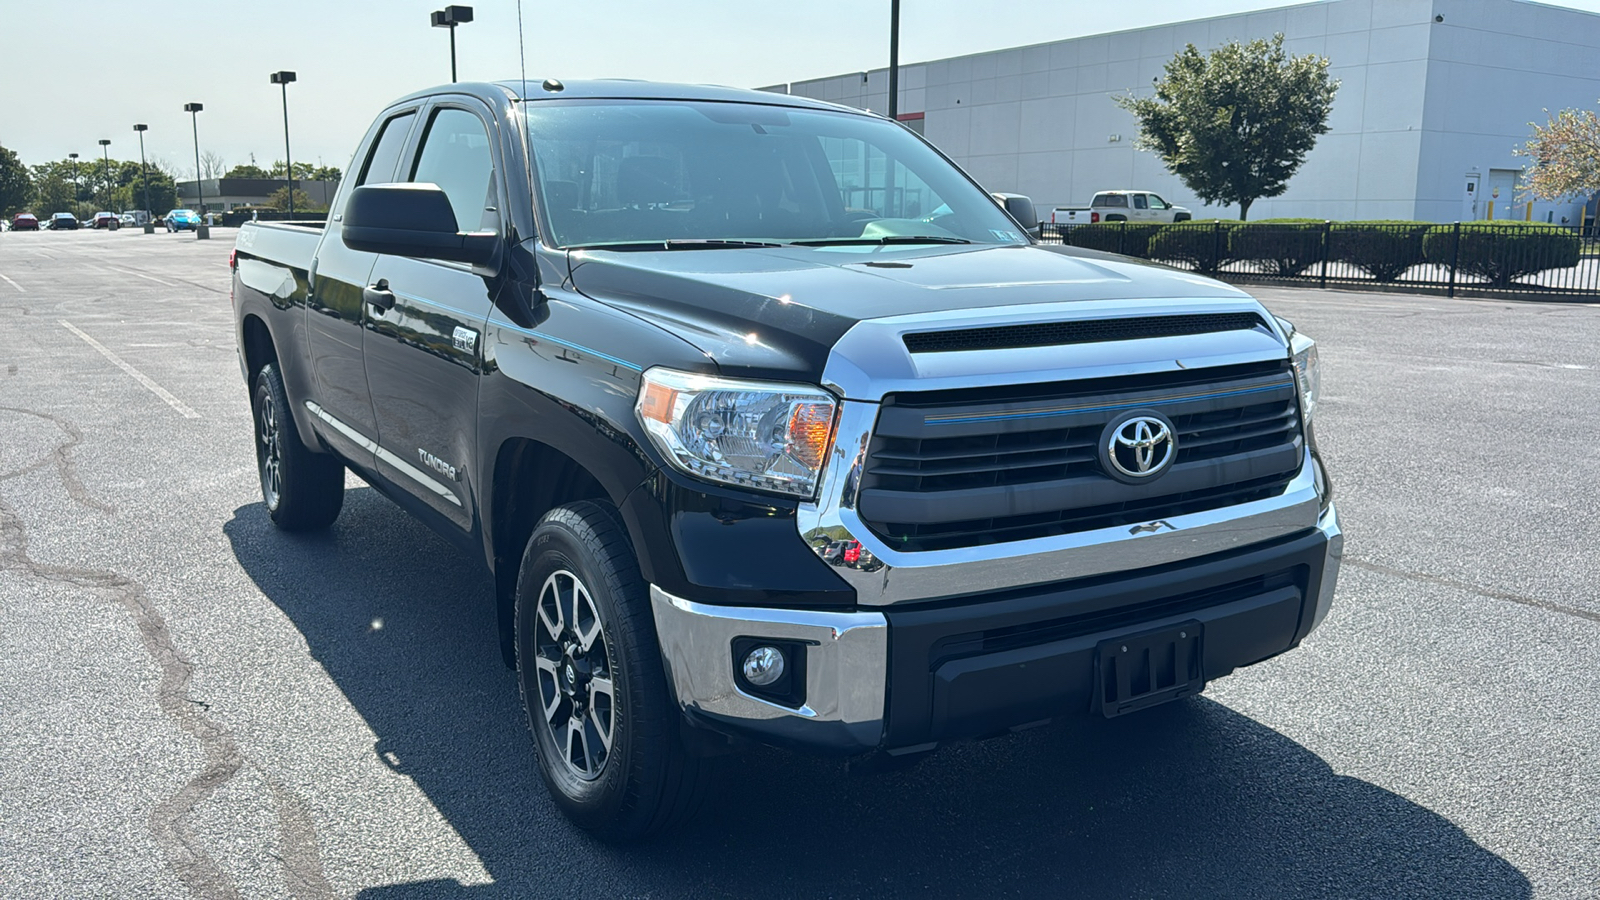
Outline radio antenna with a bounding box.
[517,0,529,100]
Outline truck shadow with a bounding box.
[225,489,1530,900]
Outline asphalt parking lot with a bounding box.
[1,228,1597,899]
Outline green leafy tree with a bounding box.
[0,146,33,217]
[225,164,271,179]
[308,165,343,183]
[265,185,323,212]
[269,160,317,180]
[29,160,79,215]
[1116,35,1339,221]
[1517,104,1600,201]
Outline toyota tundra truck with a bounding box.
[231,78,1342,841]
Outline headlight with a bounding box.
[636,367,838,499]
[1289,330,1320,421]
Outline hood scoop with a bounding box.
[903,312,1268,353]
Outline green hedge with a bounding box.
[1421,222,1582,286]
[1147,220,1239,272]
[1065,222,1161,258]
[1229,219,1326,276]
[1329,221,1431,282]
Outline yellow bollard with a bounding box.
[1487,200,1496,219]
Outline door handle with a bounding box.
[363,279,395,312]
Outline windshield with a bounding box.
[523,100,1028,249]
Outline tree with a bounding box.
[265,185,323,212]
[269,160,316,180]
[225,164,271,179]
[1116,35,1338,221]
[308,165,343,183]
[1517,105,1600,201]
[200,150,227,180]
[0,145,31,217]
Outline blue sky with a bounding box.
[5,0,1600,177]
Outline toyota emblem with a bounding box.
[1102,413,1177,481]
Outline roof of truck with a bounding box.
[388,79,869,116]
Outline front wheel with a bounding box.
[251,362,344,530]
[514,501,707,841]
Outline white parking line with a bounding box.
[60,320,201,419]
[0,273,24,292]
[102,265,176,287]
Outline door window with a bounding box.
[1132,194,1148,210]
[358,112,416,186]
[1147,195,1169,210]
[411,107,497,232]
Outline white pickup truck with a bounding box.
[1052,191,1192,226]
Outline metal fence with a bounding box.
[1042,221,1600,300]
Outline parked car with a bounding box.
[118,212,137,228]
[11,213,39,231]
[1051,191,1192,226]
[48,212,80,230]
[91,211,120,230]
[231,79,1339,841]
[164,209,201,231]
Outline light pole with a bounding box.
[97,139,111,210]
[430,6,473,82]
[888,0,901,121]
[270,71,297,218]
[67,152,79,210]
[184,102,209,240]
[133,124,152,232]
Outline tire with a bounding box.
[251,362,344,531]
[514,501,707,841]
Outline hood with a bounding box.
[566,242,1253,381]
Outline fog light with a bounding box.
[741,646,786,687]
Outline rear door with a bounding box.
[304,106,420,465]
[363,99,503,529]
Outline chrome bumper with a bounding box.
[1308,501,1344,634]
[648,586,888,753]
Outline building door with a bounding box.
[1463,173,1481,221]
[1488,169,1519,220]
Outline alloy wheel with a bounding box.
[532,569,615,780]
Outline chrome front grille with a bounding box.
[857,361,1303,552]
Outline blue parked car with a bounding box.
[164,209,202,231]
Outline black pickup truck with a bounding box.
[231,78,1342,840]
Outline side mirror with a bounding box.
[992,193,1039,234]
[342,183,497,265]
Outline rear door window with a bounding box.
[358,112,417,186]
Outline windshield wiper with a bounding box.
[788,235,974,246]
[568,239,784,251]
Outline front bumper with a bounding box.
[651,501,1343,754]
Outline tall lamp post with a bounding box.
[97,139,111,211]
[269,71,297,219]
[67,152,79,211]
[133,124,152,232]
[184,102,209,240]
[430,6,473,82]
[888,0,901,121]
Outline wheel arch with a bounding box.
[487,436,618,668]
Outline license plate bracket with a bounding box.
[1094,621,1205,718]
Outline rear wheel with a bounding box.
[251,362,344,530]
[515,501,706,841]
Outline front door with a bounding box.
[363,101,502,530]
[1463,173,1481,221]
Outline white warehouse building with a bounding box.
[759,0,1600,224]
